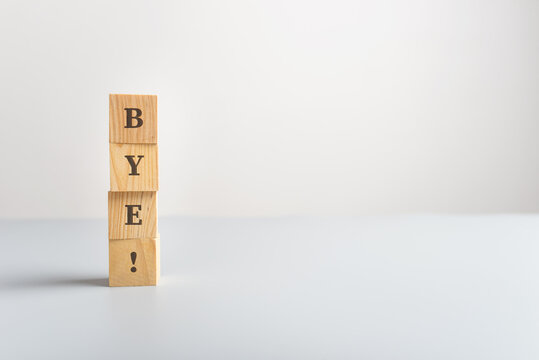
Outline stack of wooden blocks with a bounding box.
[108,94,160,287]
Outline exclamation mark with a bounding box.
[130,252,137,272]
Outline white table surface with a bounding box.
[1,216,538,359]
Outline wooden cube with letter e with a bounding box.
[109,94,160,287]
[108,191,158,240]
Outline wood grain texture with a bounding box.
[110,144,158,191]
[108,191,158,239]
[109,94,157,144]
[109,237,160,287]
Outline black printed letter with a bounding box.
[124,108,143,128]
[125,205,142,225]
[125,155,144,175]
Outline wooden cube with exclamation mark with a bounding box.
[109,237,160,286]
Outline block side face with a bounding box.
[109,94,157,144]
[109,238,158,287]
[108,191,158,239]
[156,237,160,284]
[110,144,159,191]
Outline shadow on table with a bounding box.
[1,276,109,290]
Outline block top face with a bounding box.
[110,94,157,144]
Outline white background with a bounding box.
[1,0,538,218]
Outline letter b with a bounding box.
[124,108,143,128]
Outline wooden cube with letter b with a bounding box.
[109,94,160,287]
[110,94,157,144]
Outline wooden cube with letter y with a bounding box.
[110,143,158,191]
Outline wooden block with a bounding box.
[110,144,158,191]
[109,237,160,286]
[109,94,157,144]
[108,191,157,239]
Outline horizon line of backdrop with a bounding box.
[1,0,538,219]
